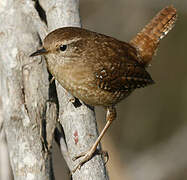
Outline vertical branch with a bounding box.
[0,0,56,179]
[0,98,13,180]
[39,0,108,179]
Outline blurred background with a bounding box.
[53,0,187,179]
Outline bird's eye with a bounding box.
[60,45,67,51]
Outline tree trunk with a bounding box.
[0,0,108,179]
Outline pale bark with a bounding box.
[0,97,13,180]
[0,0,107,179]
[39,0,108,179]
[0,0,56,179]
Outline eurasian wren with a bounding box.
[30,6,177,172]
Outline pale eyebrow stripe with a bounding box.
[63,37,82,45]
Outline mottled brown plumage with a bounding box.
[30,6,177,173]
[130,6,177,65]
[33,27,154,106]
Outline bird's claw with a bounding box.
[72,151,88,161]
[101,150,109,165]
[49,77,55,84]
[71,149,109,173]
[72,150,92,173]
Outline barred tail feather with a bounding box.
[130,6,177,65]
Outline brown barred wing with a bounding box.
[95,60,154,92]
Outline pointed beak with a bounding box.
[30,48,47,57]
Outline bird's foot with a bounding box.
[72,149,109,173]
[72,148,94,173]
[49,76,55,84]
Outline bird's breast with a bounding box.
[46,60,130,106]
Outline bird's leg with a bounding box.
[72,106,116,173]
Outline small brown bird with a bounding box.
[30,6,177,172]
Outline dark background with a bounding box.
[53,1,187,179]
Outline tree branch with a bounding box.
[0,98,13,180]
[0,0,56,179]
[39,0,108,179]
